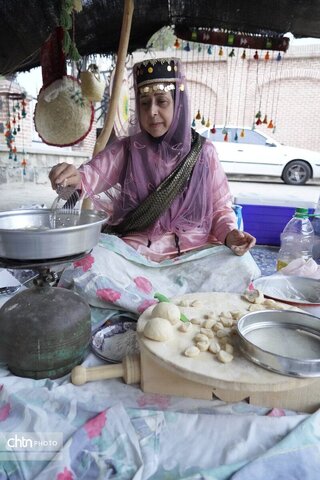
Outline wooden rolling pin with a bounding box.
[71,354,141,385]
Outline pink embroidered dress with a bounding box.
[79,58,237,262]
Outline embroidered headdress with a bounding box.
[133,58,185,94]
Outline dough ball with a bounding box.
[217,350,233,363]
[243,289,264,304]
[143,317,173,342]
[151,302,181,325]
[184,345,200,357]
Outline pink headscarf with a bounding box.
[81,57,220,241]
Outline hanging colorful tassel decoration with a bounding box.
[184,42,191,52]
[241,50,246,60]
[195,110,201,120]
[240,129,245,138]
[253,51,259,60]
[264,51,270,61]
[206,118,210,128]
[267,120,274,129]
[263,115,268,124]
[21,97,27,116]
[228,48,235,58]
[224,132,228,142]
[192,118,196,128]
[255,110,262,119]
[207,45,212,55]
[256,118,262,125]
[222,126,228,135]
[174,38,181,48]
[21,158,27,175]
[276,52,282,61]
[234,131,238,141]
[218,47,223,57]
[210,125,216,134]
[201,116,206,125]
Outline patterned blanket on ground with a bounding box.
[0,352,319,480]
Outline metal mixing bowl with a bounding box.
[0,209,106,260]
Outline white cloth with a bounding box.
[59,234,261,314]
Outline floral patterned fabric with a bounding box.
[59,233,261,315]
[0,351,319,480]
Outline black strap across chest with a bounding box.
[103,130,205,236]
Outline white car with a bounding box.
[197,126,320,185]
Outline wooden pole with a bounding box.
[93,0,134,157]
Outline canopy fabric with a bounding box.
[1,0,320,75]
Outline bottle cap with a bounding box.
[294,207,309,218]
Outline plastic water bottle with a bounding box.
[277,207,314,271]
[311,196,320,264]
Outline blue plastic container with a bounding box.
[239,204,315,246]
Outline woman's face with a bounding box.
[138,89,174,138]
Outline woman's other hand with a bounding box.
[49,163,81,190]
[225,229,256,256]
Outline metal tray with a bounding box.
[253,275,320,318]
[0,209,106,260]
[91,316,139,363]
[237,310,320,377]
[253,275,320,305]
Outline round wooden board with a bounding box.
[137,292,316,392]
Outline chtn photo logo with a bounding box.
[6,433,60,449]
[0,432,63,461]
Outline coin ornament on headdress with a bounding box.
[134,58,184,93]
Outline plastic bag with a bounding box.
[280,257,320,280]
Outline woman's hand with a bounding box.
[49,163,82,190]
[225,229,256,256]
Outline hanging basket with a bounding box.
[80,64,105,102]
[34,76,94,147]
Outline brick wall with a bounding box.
[130,44,320,152]
[182,44,320,152]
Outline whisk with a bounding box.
[51,185,83,227]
